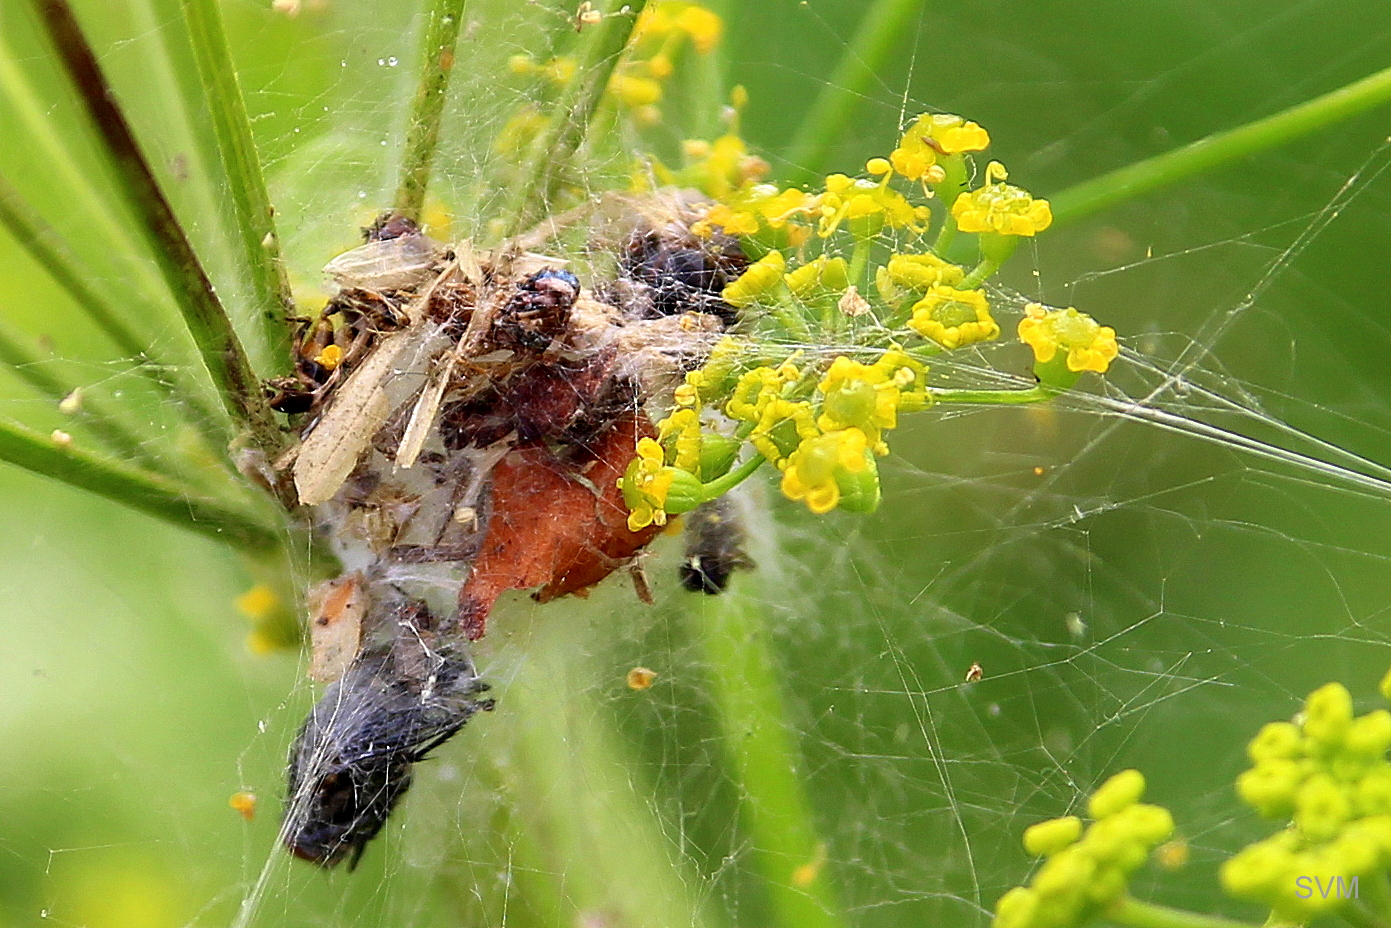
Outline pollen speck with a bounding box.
[627,667,658,690]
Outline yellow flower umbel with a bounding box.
[889,112,991,182]
[721,250,786,308]
[1018,303,1119,386]
[818,172,929,238]
[908,285,1000,350]
[994,770,1175,928]
[817,348,929,453]
[619,437,703,531]
[780,427,878,514]
[1221,680,1391,924]
[951,161,1053,237]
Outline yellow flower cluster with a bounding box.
[1222,680,1391,922]
[888,113,991,183]
[951,161,1053,237]
[908,285,1000,350]
[994,771,1175,928]
[1018,303,1119,376]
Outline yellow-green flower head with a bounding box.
[635,1,724,55]
[1237,759,1305,818]
[1018,303,1119,374]
[784,255,850,299]
[1248,721,1304,764]
[890,113,991,183]
[951,161,1053,236]
[818,173,929,238]
[908,285,1000,350]
[721,250,785,308]
[781,427,872,514]
[657,407,703,473]
[992,886,1039,928]
[817,353,917,454]
[1088,769,1147,819]
[876,253,966,305]
[610,73,664,109]
[1304,682,1355,748]
[726,361,799,424]
[621,437,675,531]
[749,396,819,467]
[696,184,815,239]
[1221,833,1298,901]
[1347,710,1391,760]
[1296,773,1353,842]
[1357,767,1391,817]
[1023,816,1083,857]
[680,135,770,202]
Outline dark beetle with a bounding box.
[679,497,754,594]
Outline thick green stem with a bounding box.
[1049,63,1391,227]
[180,0,298,370]
[0,175,227,445]
[498,0,648,239]
[781,0,927,185]
[958,256,1002,290]
[692,576,846,928]
[0,418,279,552]
[29,0,284,460]
[1107,897,1265,928]
[395,0,468,224]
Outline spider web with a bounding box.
[2,1,1391,926]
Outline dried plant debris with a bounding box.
[274,198,744,866]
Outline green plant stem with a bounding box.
[1049,63,1391,227]
[0,175,228,446]
[1342,903,1391,928]
[498,0,648,239]
[689,0,729,139]
[958,256,1002,289]
[180,0,297,370]
[0,318,172,474]
[932,385,1056,405]
[698,452,765,502]
[1108,897,1265,928]
[781,0,927,185]
[30,0,284,461]
[691,566,846,928]
[475,608,716,928]
[0,418,279,552]
[395,0,468,224]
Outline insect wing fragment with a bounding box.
[293,323,451,505]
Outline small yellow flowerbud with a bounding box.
[1304,682,1355,747]
[1248,721,1304,764]
[1381,664,1391,702]
[1022,816,1083,856]
[1087,769,1146,819]
[722,251,786,307]
[1356,767,1391,816]
[992,887,1039,928]
[1236,759,1304,818]
[1295,773,1353,842]
[1221,838,1293,899]
[1348,710,1391,759]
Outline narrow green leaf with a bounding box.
[0,317,173,474]
[0,417,280,552]
[1049,63,1391,226]
[781,0,927,186]
[498,0,649,239]
[0,174,229,447]
[180,0,298,370]
[395,0,469,223]
[28,0,285,462]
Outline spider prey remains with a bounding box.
[275,195,747,867]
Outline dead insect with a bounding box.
[679,497,754,594]
[282,593,493,869]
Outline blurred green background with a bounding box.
[3,0,1391,925]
